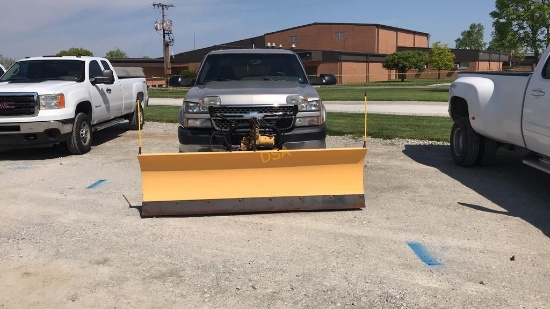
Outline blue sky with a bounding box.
[0,0,497,60]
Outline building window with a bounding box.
[335,32,345,39]
[458,62,470,69]
[289,36,298,43]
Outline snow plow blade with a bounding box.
[137,148,366,217]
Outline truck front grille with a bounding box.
[0,93,39,117]
[208,105,298,131]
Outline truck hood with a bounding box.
[185,80,321,105]
[0,80,77,94]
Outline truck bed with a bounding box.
[458,71,532,77]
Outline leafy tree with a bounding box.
[106,47,128,58]
[56,47,93,57]
[0,54,16,68]
[429,42,455,79]
[490,0,550,63]
[382,50,428,82]
[488,20,526,68]
[455,23,487,50]
[487,20,520,52]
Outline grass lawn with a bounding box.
[148,86,449,102]
[144,105,452,142]
[317,88,449,101]
[345,78,454,87]
[148,88,188,99]
[327,112,451,142]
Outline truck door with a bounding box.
[523,55,550,157]
[100,60,124,117]
[88,60,111,123]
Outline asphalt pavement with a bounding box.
[148,98,449,117]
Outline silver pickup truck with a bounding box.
[177,49,336,152]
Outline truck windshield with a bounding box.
[197,53,308,85]
[0,60,85,83]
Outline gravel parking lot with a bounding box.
[1,122,549,308]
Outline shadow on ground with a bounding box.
[0,123,129,160]
[403,144,550,238]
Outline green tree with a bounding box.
[429,42,455,79]
[56,47,93,57]
[487,20,520,52]
[0,54,16,68]
[488,20,525,68]
[382,51,428,82]
[106,47,128,58]
[490,0,550,62]
[455,23,487,50]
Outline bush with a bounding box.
[180,69,197,78]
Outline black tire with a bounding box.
[476,136,499,166]
[450,117,480,167]
[67,112,92,155]
[128,98,144,130]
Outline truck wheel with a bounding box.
[129,99,144,130]
[476,136,499,166]
[67,112,92,155]
[450,117,480,167]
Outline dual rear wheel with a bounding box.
[450,117,498,167]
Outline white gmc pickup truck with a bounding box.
[0,56,148,154]
[449,44,550,173]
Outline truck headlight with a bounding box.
[298,100,321,111]
[184,118,212,128]
[286,95,307,105]
[39,94,65,109]
[287,95,321,111]
[184,96,221,113]
[295,116,323,127]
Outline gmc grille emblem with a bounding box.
[0,102,15,109]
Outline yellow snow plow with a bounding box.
[137,95,368,217]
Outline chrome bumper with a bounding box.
[0,120,73,135]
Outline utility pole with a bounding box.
[153,3,174,87]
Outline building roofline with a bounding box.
[265,22,430,36]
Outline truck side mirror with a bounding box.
[180,78,195,87]
[320,74,337,85]
[91,69,115,85]
[309,73,337,85]
[168,75,195,87]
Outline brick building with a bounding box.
[145,22,510,85]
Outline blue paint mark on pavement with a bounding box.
[87,179,107,189]
[407,242,442,266]
[6,163,30,170]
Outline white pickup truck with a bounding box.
[449,44,550,172]
[0,56,148,154]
